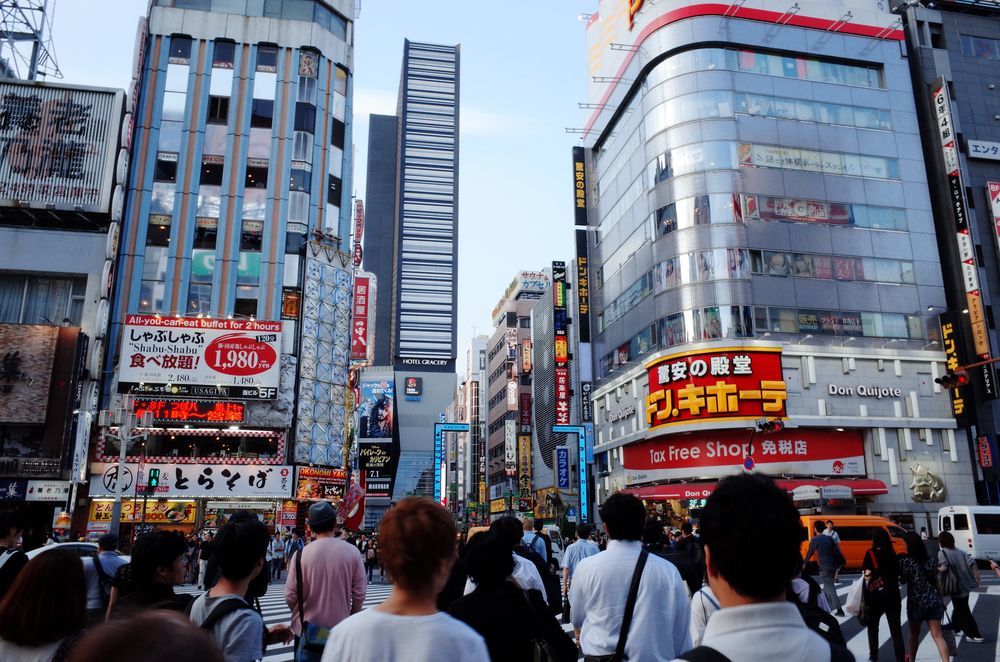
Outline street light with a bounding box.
[98,397,154,538]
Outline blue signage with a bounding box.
[0,479,27,501]
[438,423,470,432]
[578,430,589,523]
[555,447,571,489]
[584,422,595,464]
[433,427,443,501]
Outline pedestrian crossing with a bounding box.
[179,573,999,661]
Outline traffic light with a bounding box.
[755,418,785,433]
[147,468,160,489]
[935,370,969,389]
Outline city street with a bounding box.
[178,571,1000,661]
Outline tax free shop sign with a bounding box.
[117,315,282,398]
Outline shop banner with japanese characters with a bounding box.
[645,346,786,429]
[89,499,196,525]
[624,428,864,484]
[118,315,282,400]
[295,466,346,501]
[88,462,293,498]
[350,274,371,362]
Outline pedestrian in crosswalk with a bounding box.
[899,531,952,661]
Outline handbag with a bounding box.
[939,607,958,656]
[937,551,961,597]
[295,549,331,653]
[583,550,649,662]
[521,590,561,662]
[864,550,887,594]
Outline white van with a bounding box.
[938,505,1000,562]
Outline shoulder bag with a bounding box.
[864,550,887,594]
[583,549,648,662]
[937,550,961,597]
[295,549,332,654]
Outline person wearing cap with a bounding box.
[285,501,366,662]
[83,533,128,624]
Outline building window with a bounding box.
[154,155,177,182]
[147,219,171,247]
[200,160,224,186]
[0,274,86,325]
[289,168,311,193]
[294,103,316,132]
[251,99,273,128]
[213,40,236,68]
[241,221,263,251]
[168,35,192,63]
[207,96,229,124]
[192,219,218,249]
[256,44,278,72]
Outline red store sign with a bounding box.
[624,428,864,484]
[645,346,786,430]
[350,275,370,362]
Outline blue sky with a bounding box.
[53,0,592,375]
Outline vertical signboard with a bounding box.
[350,274,371,362]
[555,367,570,425]
[517,434,532,496]
[989,181,1000,264]
[940,312,970,425]
[553,261,570,425]
[932,79,989,359]
[504,420,517,477]
[575,233,591,344]
[555,446,571,490]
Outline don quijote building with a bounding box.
[89,0,358,539]
[575,0,975,531]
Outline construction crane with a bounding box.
[0,0,61,80]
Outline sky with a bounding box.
[51,0,593,376]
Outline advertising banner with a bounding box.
[940,313,971,424]
[358,439,393,498]
[504,420,517,477]
[576,235,592,344]
[0,80,123,213]
[0,324,58,424]
[404,377,422,399]
[555,366,570,425]
[118,315,282,400]
[978,435,996,469]
[89,499,196,525]
[572,146,588,226]
[26,480,69,502]
[88,462,293,498]
[970,140,1000,161]
[295,466,346,501]
[519,393,532,428]
[350,275,371,362]
[555,447,571,490]
[490,497,508,514]
[517,434,532,496]
[358,379,393,439]
[133,399,245,425]
[645,346,786,429]
[624,428,864,484]
[280,500,297,527]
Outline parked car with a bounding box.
[939,505,1000,562]
[25,542,98,560]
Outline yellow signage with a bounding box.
[89,500,196,524]
[489,497,508,514]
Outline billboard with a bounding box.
[350,274,371,362]
[117,315,282,400]
[294,466,346,501]
[358,379,393,439]
[624,428,865,483]
[646,346,786,429]
[555,446,571,489]
[517,434,532,496]
[555,366,570,425]
[89,499,196,525]
[359,438,393,498]
[0,80,123,213]
[0,324,58,424]
[88,461,293,498]
[504,420,517,477]
[133,399,245,425]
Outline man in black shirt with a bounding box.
[0,511,27,599]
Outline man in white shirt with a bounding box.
[570,493,691,661]
[562,522,599,617]
[673,474,851,662]
[823,520,841,545]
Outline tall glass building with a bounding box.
[577,0,972,528]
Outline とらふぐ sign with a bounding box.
[645,346,786,429]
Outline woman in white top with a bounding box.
[0,549,86,662]
[322,497,489,662]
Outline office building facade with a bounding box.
[576,0,968,529]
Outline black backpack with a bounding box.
[787,579,846,646]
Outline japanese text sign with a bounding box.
[624,428,863,483]
[88,462,292,498]
[555,366,571,425]
[978,435,995,469]
[940,313,969,422]
[295,466,346,501]
[118,315,282,400]
[518,434,532,496]
[133,399,245,424]
[89,499,196,525]
[645,347,786,430]
[555,447,571,489]
[351,275,371,362]
[572,146,588,224]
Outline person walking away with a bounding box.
[189,517,292,661]
[199,532,214,590]
[0,511,27,600]
[285,530,304,561]
[570,492,691,661]
[284,503,365,662]
[83,534,128,625]
[321,497,489,662]
[0,548,87,661]
[804,520,845,615]
[824,520,841,545]
[938,530,984,642]
[689,583,720,647]
[675,522,705,595]
[110,530,191,618]
[898,532,951,661]
[533,520,555,569]
[270,534,285,580]
[72,611,224,662]
[862,528,905,661]
[675,474,853,662]
[448,531,577,661]
[364,543,377,583]
[465,517,548,601]
[562,523,600,623]
[522,517,548,563]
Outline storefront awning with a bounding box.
[623,478,889,501]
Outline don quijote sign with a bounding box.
[827,384,902,399]
[118,315,282,400]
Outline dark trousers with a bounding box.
[366,562,374,582]
[866,592,905,661]
[950,594,982,638]
[271,558,283,579]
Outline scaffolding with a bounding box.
[0,0,61,80]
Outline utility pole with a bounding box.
[97,397,153,538]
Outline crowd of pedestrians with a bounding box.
[0,475,991,661]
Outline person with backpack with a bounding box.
[862,528,905,661]
[364,542,377,583]
[522,518,548,563]
[675,474,853,662]
[938,530,983,642]
[898,531,951,661]
[188,516,292,662]
[674,522,705,595]
[804,520,846,616]
[83,533,128,624]
[465,517,548,603]
[0,510,27,600]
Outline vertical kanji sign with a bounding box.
[351,274,371,362]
